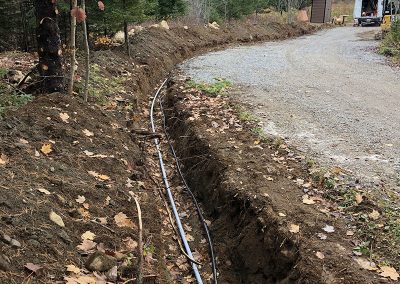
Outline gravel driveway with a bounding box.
[181,27,400,192]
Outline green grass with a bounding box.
[187,78,232,97]
[0,87,33,118]
[0,68,8,78]
[75,64,126,105]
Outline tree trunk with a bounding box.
[67,0,77,96]
[82,0,90,102]
[122,0,130,57]
[124,20,130,57]
[34,0,63,93]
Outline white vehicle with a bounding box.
[353,0,384,26]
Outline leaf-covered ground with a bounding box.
[0,17,339,283]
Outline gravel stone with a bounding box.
[182,27,400,190]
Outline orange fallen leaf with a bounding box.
[76,239,97,252]
[0,153,9,165]
[380,266,399,280]
[368,210,380,220]
[59,112,70,123]
[289,224,300,233]
[355,193,363,204]
[66,264,80,274]
[114,212,135,228]
[76,195,85,204]
[81,231,95,240]
[41,143,53,155]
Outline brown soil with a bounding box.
[0,18,331,283]
[163,76,392,283]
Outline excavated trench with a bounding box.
[164,92,304,284]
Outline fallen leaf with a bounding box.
[122,237,138,250]
[35,150,40,157]
[76,195,86,204]
[81,231,95,240]
[278,212,286,217]
[104,196,111,206]
[355,193,363,204]
[82,129,94,137]
[186,233,195,241]
[49,211,65,227]
[37,188,51,195]
[289,224,300,233]
[65,275,98,284]
[78,208,90,219]
[0,153,9,165]
[66,264,80,274]
[315,251,325,259]
[76,240,97,252]
[355,257,377,271]
[83,203,90,209]
[302,195,316,205]
[346,230,354,236]
[41,143,53,155]
[296,179,304,186]
[59,112,70,123]
[368,210,380,220]
[114,212,135,228]
[379,266,399,280]
[84,150,94,156]
[97,217,107,224]
[88,170,110,181]
[322,225,335,233]
[19,138,29,144]
[24,263,43,274]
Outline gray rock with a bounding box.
[27,239,41,247]
[58,230,72,244]
[106,266,118,281]
[10,239,21,248]
[0,253,10,271]
[1,234,11,244]
[85,251,117,272]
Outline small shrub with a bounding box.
[380,20,400,61]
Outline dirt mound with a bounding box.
[0,18,326,283]
[0,94,166,282]
[97,20,321,104]
[163,77,390,283]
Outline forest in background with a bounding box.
[0,0,311,52]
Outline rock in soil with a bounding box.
[0,253,11,271]
[85,251,117,272]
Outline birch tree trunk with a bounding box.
[67,0,77,96]
[82,0,90,102]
